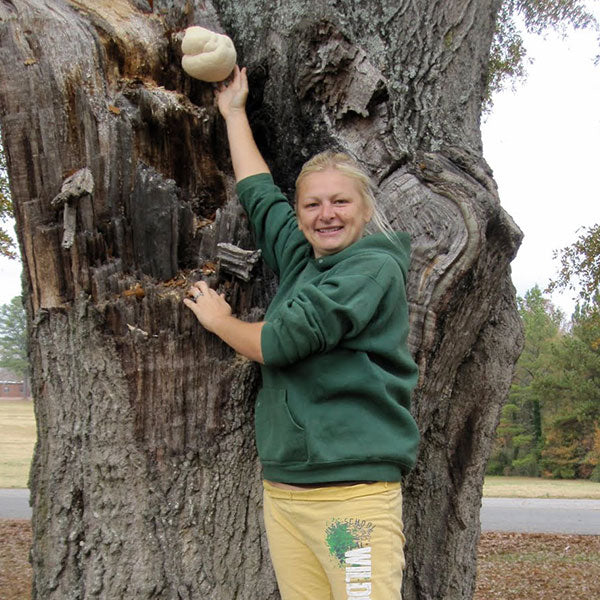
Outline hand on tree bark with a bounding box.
[184,280,265,363]
[184,280,232,332]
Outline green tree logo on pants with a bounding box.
[325,518,374,567]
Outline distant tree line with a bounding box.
[0,295,28,380]
[490,215,600,481]
[488,284,600,480]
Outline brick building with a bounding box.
[0,367,29,399]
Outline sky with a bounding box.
[481,17,600,317]
[0,14,599,318]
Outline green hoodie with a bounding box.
[237,173,420,484]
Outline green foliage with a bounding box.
[489,287,561,476]
[0,296,28,378]
[512,452,539,477]
[508,0,597,35]
[590,426,600,481]
[488,286,600,480]
[0,139,17,259]
[487,0,599,104]
[541,416,585,478]
[487,2,529,102]
[539,301,600,478]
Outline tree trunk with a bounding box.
[0,1,523,599]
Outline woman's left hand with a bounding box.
[183,280,232,332]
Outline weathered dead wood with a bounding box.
[51,167,95,249]
[0,0,522,599]
[216,243,262,282]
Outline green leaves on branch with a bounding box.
[487,0,599,104]
[548,223,600,306]
[487,2,529,103]
[508,0,597,35]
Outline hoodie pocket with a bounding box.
[255,388,307,464]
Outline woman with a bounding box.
[184,66,419,600]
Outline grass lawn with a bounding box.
[483,475,600,499]
[0,400,35,489]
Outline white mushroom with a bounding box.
[181,26,237,82]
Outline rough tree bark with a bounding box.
[0,1,523,599]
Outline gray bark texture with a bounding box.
[0,0,523,598]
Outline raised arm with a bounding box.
[183,70,270,362]
[216,66,270,181]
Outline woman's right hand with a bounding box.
[214,64,269,181]
[215,65,248,120]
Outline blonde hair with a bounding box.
[294,150,394,240]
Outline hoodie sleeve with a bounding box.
[236,173,308,276]
[261,255,402,367]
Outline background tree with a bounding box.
[489,286,564,476]
[538,302,600,478]
[0,0,570,598]
[489,287,600,480]
[544,159,600,480]
[0,295,28,378]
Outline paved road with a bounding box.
[481,497,600,534]
[2,490,600,534]
[0,488,31,519]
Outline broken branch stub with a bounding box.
[51,168,94,208]
[51,167,94,250]
[216,243,262,282]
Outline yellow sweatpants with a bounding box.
[263,480,405,600]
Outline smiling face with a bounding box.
[296,169,373,258]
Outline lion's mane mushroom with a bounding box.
[181,26,236,82]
